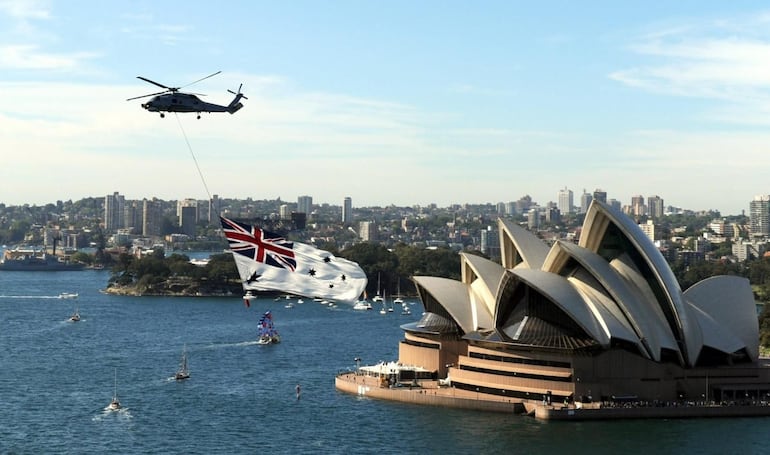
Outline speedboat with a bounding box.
[59,292,78,299]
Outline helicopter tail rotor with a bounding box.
[228,84,248,100]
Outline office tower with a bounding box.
[142,198,162,237]
[297,195,313,215]
[208,194,219,223]
[631,195,645,217]
[359,220,377,241]
[123,200,142,234]
[647,195,664,219]
[558,187,573,214]
[580,190,592,214]
[342,197,353,223]
[180,206,197,237]
[592,189,607,204]
[750,195,770,237]
[505,201,516,216]
[104,192,125,232]
[279,204,291,220]
[496,202,506,215]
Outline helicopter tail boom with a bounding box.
[226,88,246,114]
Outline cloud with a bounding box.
[0,44,99,70]
[0,0,50,20]
[610,11,770,120]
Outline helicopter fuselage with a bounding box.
[141,93,227,113]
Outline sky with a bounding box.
[2,1,770,215]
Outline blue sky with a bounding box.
[2,1,769,215]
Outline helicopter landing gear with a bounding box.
[197,113,201,119]
[160,113,165,118]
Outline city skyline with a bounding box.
[2,2,770,215]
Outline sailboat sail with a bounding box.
[175,346,190,380]
[221,217,367,302]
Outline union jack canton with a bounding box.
[220,217,297,271]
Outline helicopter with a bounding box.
[127,71,246,119]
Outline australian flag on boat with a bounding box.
[220,216,367,303]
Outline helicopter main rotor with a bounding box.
[127,71,222,101]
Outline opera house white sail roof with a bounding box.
[409,200,758,369]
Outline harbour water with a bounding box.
[2,267,770,454]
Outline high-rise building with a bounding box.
[359,220,377,241]
[180,206,197,237]
[648,195,664,219]
[496,202,506,215]
[580,190,592,214]
[750,195,770,237]
[592,189,607,204]
[631,195,645,217]
[297,195,313,215]
[342,197,353,224]
[142,198,162,237]
[279,204,291,220]
[124,200,142,234]
[104,192,125,232]
[557,187,573,214]
[208,194,219,224]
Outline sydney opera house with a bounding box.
[337,201,770,418]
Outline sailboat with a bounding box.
[379,292,388,315]
[107,368,122,411]
[393,281,404,305]
[257,311,280,344]
[68,306,80,322]
[175,345,190,381]
[372,273,383,303]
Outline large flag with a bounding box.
[221,217,367,303]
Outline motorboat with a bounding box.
[59,292,79,299]
[106,369,122,411]
[353,299,372,310]
[68,307,81,322]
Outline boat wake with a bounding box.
[201,340,262,350]
[0,295,62,299]
[92,407,132,421]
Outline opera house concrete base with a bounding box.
[335,372,770,421]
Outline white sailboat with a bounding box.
[175,345,190,381]
[68,306,80,322]
[372,273,383,303]
[393,281,404,305]
[107,369,122,411]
